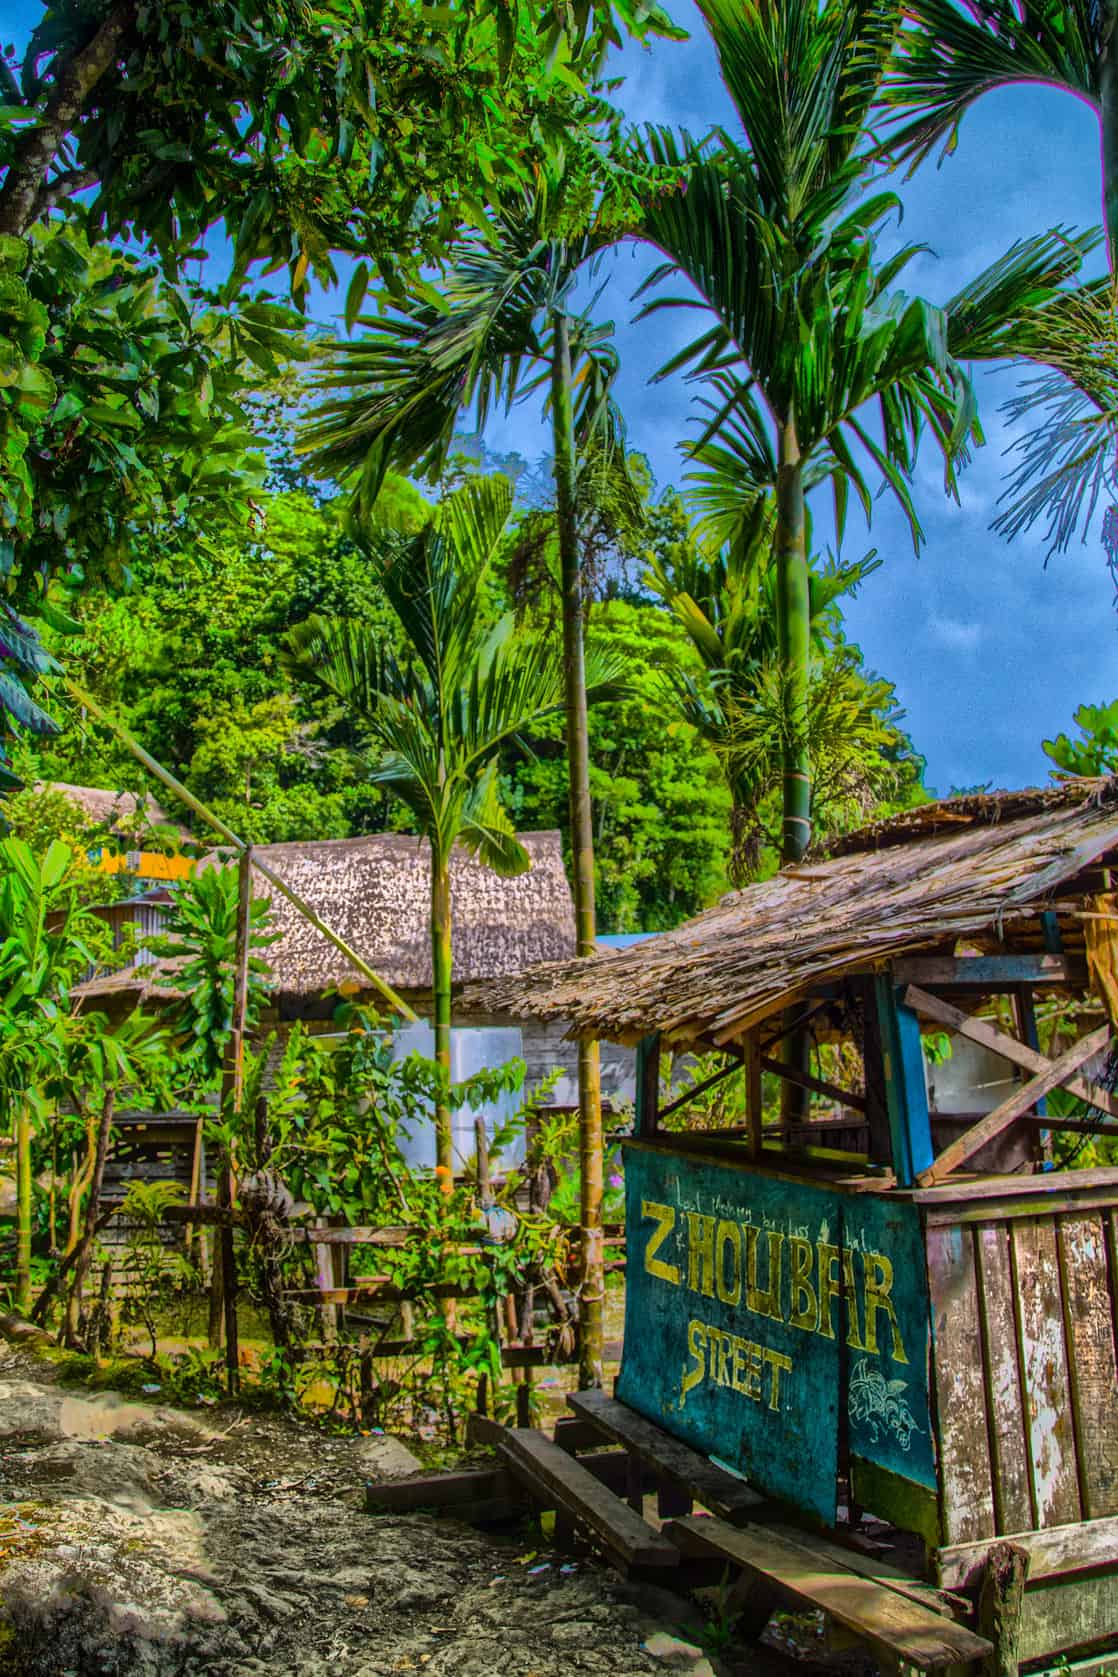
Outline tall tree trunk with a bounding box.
[65,1090,115,1347]
[775,412,811,865]
[15,1102,32,1313]
[431,851,454,1191]
[775,413,812,1129]
[551,309,604,1390]
[1101,0,1118,269]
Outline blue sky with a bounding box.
[9,2,1117,794]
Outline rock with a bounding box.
[353,1431,424,1481]
[0,1312,55,1349]
[642,1630,716,1676]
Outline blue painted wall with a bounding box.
[618,1143,935,1524]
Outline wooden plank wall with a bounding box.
[928,1208,1118,1544]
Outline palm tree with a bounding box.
[880,3,1118,559]
[301,166,630,1383]
[648,490,882,878]
[635,0,1089,865]
[881,3,1117,263]
[284,477,618,1187]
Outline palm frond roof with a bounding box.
[466,780,1118,1050]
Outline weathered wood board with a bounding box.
[618,1142,935,1525]
[927,1202,1118,1549]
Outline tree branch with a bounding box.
[28,167,98,224]
[0,3,133,238]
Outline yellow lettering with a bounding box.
[642,1199,680,1286]
[863,1252,908,1364]
[841,1248,864,1351]
[715,1328,731,1388]
[764,1348,792,1411]
[687,1213,716,1297]
[745,1225,785,1321]
[731,1336,747,1392]
[744,1341,763,1401]
[715,1219,742,1305]
[788,1236,818,1332]
[818,1242,840,1340]
[680,1318,706,1401]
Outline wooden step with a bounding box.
[365,1466,518,1525]
[496,1427,679,1571]
[765,1522,974,1627]
[665,1516,993,1672]
[567,1389,768,1523]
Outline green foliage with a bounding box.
[505,598,733,927]
[0,1,683,286]
[1044,700,1118,778]
[146,865,277,1085]
[117,1180,198,1360]
[648,493,924,877]
[0,220,304,775]
[283,476,623,876]
[633,1,1091,548]
[0,837,99,1108]
[0,0,689,770]
[30,483,426,842]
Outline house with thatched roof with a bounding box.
[78,828,643,1113]
[41,781,179,835]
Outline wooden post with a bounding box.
[978,1541,1026,1677]
[857,978,892,1164]
[1013,986,1052,1166]
[635,1033,661,1137]
[745,1029,763,1158]
[211,846,252,1394]
[874,975,934,1188]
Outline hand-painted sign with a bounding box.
[617,1142,934,1524]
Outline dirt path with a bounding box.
[0,1347,780,1677]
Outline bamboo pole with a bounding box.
[62,679,417,1021]
[550,309,604,1392]
[14,1101,31,1312]
[211,847,252,1393]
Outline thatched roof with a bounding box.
[246,830,575,996]
[467,780,1118,1052]
[78,829,575,1006]
[40,782,180,837]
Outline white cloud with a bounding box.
[928,615,984,652]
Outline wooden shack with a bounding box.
[475,780,1118,1671]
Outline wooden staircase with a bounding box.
[364,1388,995,1674]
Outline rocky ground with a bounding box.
[0,1342,852,1677]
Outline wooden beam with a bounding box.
[937,1513,1118,1593]
[567,1389,768,1523]
[916,1026,1111,1187]
[496,1428,679,1569]
[658,1055,742,1125]
[758,1055,867,1114]
[365,1466,514,1515]
[745,1030,762,1158]
[893,954,1079,988]
[875,979,934,1187]
[635,1033,661,1136]
[664,1516,992,1670]
[903,986,1118,1121]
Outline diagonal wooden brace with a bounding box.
[903,985,1118,1122]
[915,1023,1111,1186]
